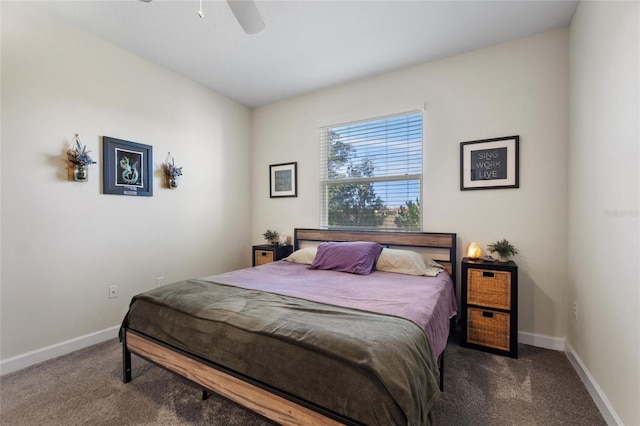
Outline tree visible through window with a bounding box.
[320,112,422,231]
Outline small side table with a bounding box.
[252,245,293,267]
[461,257,518,358]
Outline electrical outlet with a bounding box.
[156,276,165,287]
[109,285,119,299]
[573,301,578,320]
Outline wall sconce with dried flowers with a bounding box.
[67,134,96,181]
[161,152,183,188]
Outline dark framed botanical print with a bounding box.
[269,162,297,198]
[460,135,519,190]
[103,136,153,196]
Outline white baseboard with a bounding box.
[0,328,566,375]
[518,330,565,351]
[0,325,120,376]
[565,342,623,426]
[512,332,620,425]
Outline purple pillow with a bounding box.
[309,241,383,275]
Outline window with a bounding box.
[320,111,422,231]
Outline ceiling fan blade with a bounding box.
[227,0,265,34]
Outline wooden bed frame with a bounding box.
[122,228,457,426]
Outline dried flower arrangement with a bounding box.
[161,154,183,178]
[67,134,96,166]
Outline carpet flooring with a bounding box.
[0,338,606,425]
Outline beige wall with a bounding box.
[252,29,570,342]
[3,1,637,424]
[1,3,253,360]
[568,1,640,425]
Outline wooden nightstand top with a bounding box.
[253,244,283,250]
[462,257,517,268]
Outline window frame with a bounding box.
[319,110,423,231]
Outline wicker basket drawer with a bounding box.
[467,269,511,310]
[467,307,510,352]
[254,250,274,266]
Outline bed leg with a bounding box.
[202,389,209,401]
[438,352,444,392]
[122,333,132,383]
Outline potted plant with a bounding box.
[161,153,183,188]
[262,229,279,246]
[486,239,519,262]
[67,134,96,181]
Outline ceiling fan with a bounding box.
[140,0,265,35]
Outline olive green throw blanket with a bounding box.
[123,279,440,425]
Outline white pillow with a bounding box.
[375,248,444,277]
[283,247,317,265]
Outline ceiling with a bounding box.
[29,0,578,108]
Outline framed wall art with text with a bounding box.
[460,136,519,191]
[269,162,297,198]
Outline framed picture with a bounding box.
[103,136,153,196]
[460,135,519,190]
[269,162,297,198]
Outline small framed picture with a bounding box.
[103,136,153,196]
[460,136,519,190]
[270,162,297,198]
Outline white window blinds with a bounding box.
[320,111,423,230]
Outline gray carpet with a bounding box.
[0,338,605,425]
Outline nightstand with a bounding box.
[252,245,293,267]
[461,257,518,358]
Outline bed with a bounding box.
[120,228,457,425]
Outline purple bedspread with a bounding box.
[203,261,457,358]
